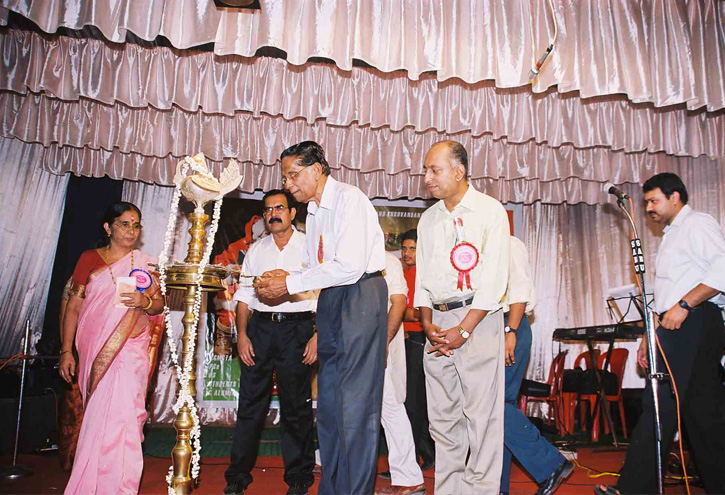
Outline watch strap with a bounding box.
[678,299,694,312]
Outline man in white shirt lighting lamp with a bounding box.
[224,189,318,495]
[414,141,510,495]
[596,173,725,495]
[255,141,388,495]
[500,236,573,495]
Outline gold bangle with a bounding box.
[142,293,154,312]
[60,350,71,356]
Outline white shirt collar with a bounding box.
[308,176,338,215]
[663,204,692,234]
[434,183,476,213]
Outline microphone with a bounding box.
[603,182,629,200]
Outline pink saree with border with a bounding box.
[65,250,160,495]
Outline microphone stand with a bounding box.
[616,197,666,495]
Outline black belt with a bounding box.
[254,311,315,323]
[360,270,383,280]
[432,297,474,312]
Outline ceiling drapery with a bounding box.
[2,0,724,110]
[0,0,724,203]
[2,31,724,158]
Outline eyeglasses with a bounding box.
[114,221,143,231]
[281,166,311,186]
[262,205,288,215]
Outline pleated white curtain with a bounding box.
[3,0,724,110]
[0,137,69,356]
[2,28,724,203]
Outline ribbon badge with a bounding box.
[450,218,478,290]
[129,268,153,293]
[450,242,479,291]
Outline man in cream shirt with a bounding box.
[414,141,510,495]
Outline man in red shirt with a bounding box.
[401,229,435,471]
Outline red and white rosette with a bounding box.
[129,268,153,293]
[450,242,479,291]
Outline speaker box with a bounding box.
[0,394,57,455]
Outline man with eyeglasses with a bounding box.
[255,141,388,495]
[224,189,318,495]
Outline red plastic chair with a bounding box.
[580,348,629,442]
[562,349,601,435]
[518,350,569,435]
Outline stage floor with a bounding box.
[1,449,702,494]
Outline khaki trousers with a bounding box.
[424,307,504,495]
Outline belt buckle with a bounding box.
[272,313,283,323]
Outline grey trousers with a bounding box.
[316,275,388,495]
[424,307,504,495]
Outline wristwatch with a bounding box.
[678,299,694,312]
[504,325,518,335]
[457,325,471,339]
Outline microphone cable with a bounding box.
[529,0,558,81]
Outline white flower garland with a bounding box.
[159,161,224,493]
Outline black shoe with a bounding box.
[286,482,310,495]
[535,460,574,495]
[379,470,391,480]
[223,481,246,495]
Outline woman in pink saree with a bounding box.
[59,202,164,494]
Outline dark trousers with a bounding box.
[316,275,388,495]
[403,331,435,466]
[225,314,316,489]
[500,314,564,493]
[617,302,725,494]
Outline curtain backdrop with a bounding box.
[2,30,723,159]
[2,28,724,203]
[0,137,68,356]
[2,0,724,110]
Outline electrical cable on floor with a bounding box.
[573,458,620,479]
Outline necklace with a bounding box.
[102,245,134,286]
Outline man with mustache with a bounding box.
[596,173,725,495]
[224,189,318,495]
[414,141,510,495]
[255,141,388,495]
